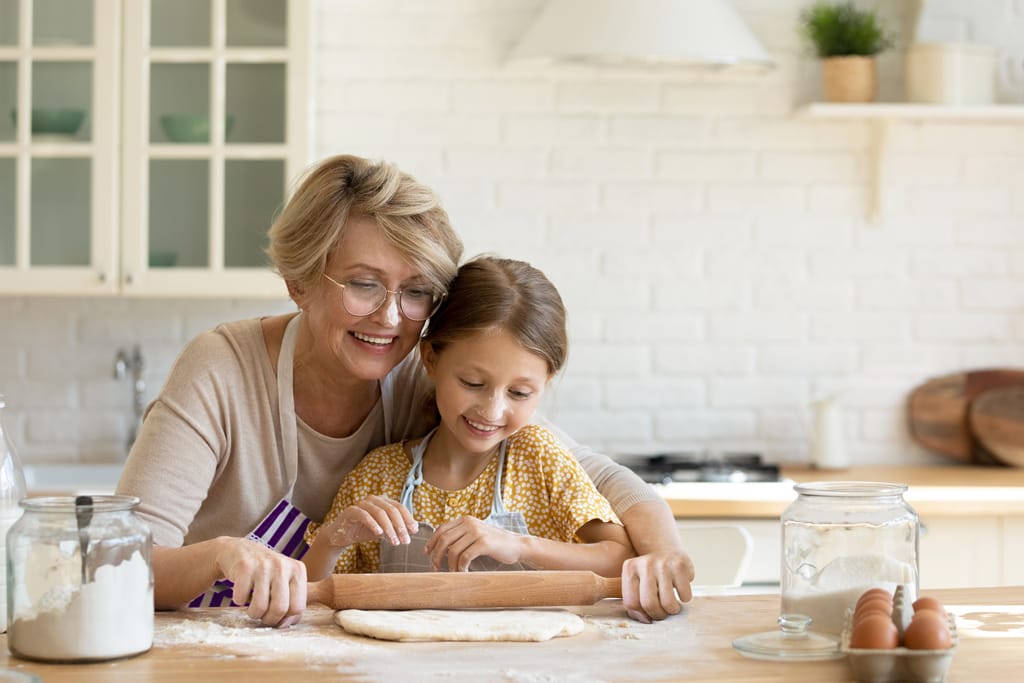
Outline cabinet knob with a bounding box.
[125,272,134,285]
[98,271,106,283]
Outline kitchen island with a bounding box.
[1,586,1020,682]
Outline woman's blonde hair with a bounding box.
[267,154,463,295]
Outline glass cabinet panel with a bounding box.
[0,0,17,45]
[31,62,92,141]
[33,0,93,46]
[149,159,209,268]
[225,159,282,268]
[30,158,91,266]
[0,159,13,265]
[151,0,210,47]
[0,62,15,142]
[226,63,284,143]
[150,63,210,143]
[227,0,286,47]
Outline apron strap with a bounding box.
[276,313,302,497]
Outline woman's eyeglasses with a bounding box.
[322,274,445,322]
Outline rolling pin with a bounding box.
[307,571,622,610]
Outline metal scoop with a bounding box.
[75,494,93,584]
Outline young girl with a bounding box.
[303,256,635,579]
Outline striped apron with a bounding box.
[190,313,394,607]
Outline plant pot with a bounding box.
[821,55,877,103]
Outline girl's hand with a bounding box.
[424,515,524,571]
[328,495,418,548]
[214,537,307,628]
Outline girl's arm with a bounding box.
[518,518,635,577]
[424,516,634,578]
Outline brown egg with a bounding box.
[856,588,893,608]
[849,612,900,649]
[913,596,947,616]
[904,611,952,650]
[854,596,894,619]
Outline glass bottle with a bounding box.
[7,495,153,661]
[0,394,28,633]
[734,481,919,660]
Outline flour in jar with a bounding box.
[8,550,153,661]
[782,554,917,636]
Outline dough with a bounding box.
[334,608,585,642]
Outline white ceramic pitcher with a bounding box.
[809,393,848,470]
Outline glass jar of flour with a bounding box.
[781,482,919,636]
[6,495,153,662]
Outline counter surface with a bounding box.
[1,586,1021,682]
[661,465,1024,518]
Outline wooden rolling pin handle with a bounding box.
[307,571,622,610]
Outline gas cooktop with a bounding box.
[618,452,781,484]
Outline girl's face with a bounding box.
[422,327,550,457]
[298,215,431,383]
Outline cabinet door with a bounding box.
[0,0,120,294]
[120,0,309,298]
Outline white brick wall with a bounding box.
[1,0,1023,470]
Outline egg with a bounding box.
[855,596,894,617]
[849,612,900,649]
[856,588,893,608]
[904,611,953,650]
[913,596,947,616]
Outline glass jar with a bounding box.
[6,495,153,662]
[781,481,919,636]
[734,480,918,661]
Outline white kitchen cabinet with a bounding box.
[918,516,1002,589]
[0,0,310,297]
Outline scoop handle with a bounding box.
[307,570,622,610]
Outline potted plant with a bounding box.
[799,1,894,103]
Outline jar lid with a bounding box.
[794,481,907,497]
[20,494,140,512]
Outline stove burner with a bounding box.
[618,452,781,484]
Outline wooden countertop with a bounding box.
[661,465,1024,519]
[1,586,1020,682]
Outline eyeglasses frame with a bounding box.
[321,273,446,322]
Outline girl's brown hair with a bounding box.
[422,256,568,376]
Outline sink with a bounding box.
[23,464,123,495]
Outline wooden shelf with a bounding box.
[795,103,1024,223]
[797,102,1024,121]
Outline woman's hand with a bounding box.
[212,537,308,628]
[425,515,523,571]
[329,495,419,547]
[621,550,695,624]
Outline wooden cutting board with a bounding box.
[907,369,1024,462]
[969,385,1024,468]
[306,571,622,610]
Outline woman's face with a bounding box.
[422,327,550,458]
[300,215,432,383]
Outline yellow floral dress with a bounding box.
[305,424,621,574]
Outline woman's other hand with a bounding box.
[213,537,308,628]
[621,550,695,623]
[425,515,522,571]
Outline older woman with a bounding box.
[117,154,693,627]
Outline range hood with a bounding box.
[509,0,775,69]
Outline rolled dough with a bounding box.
[334,608,585,642]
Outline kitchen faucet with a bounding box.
[114,345,145,458]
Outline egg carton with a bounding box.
[841,611,958,683]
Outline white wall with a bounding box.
[2,0,1023,468]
